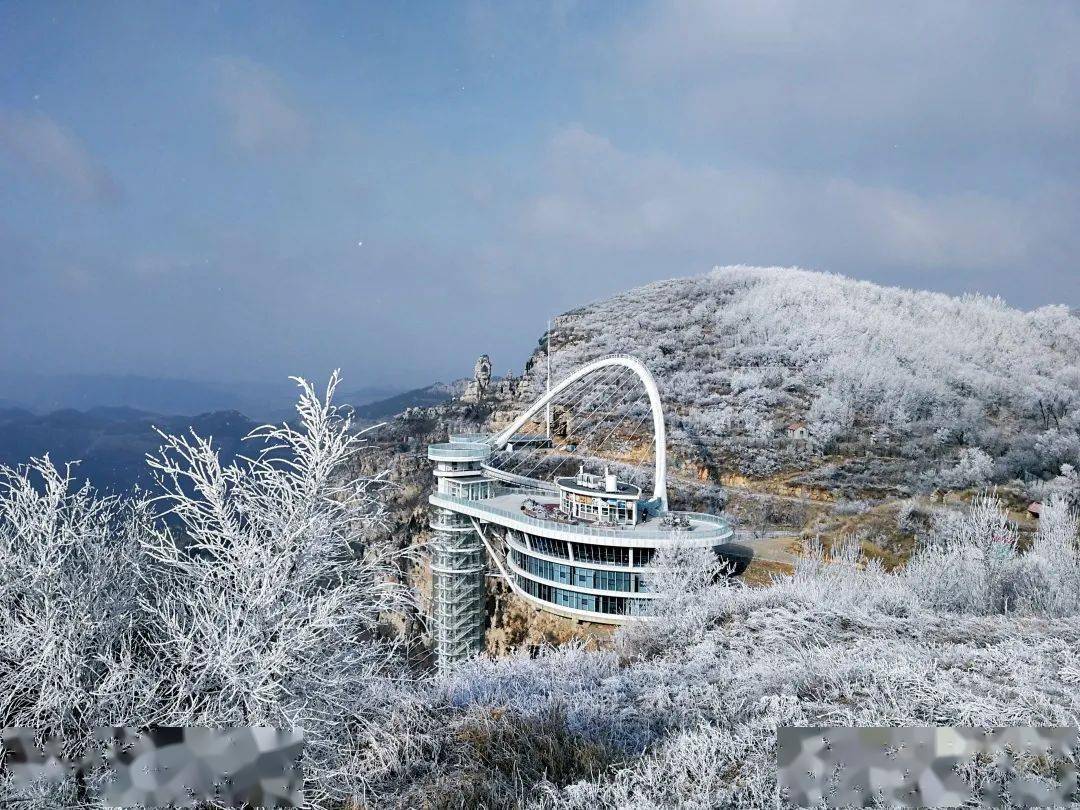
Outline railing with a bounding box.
[430,492,732,542]
[491,484,565,498]
[481,464,558,492]
[428,442,491,460]
[449,433,491,443]
[451,432,547,446]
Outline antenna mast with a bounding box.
[545,318,552,440]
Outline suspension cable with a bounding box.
[498,371,606,476]
[516,371,642,483]
[501,364,629,477]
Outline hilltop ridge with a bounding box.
[489,266,1080,495]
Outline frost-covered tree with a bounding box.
[618,544,733,658]
[1037,462,1080,510]
[0,458,154,782]
[939,446,995,489]
[1006,496,1080,617]
[1,374,420,809]
[641,543,727,600]
[906,492,1021,614]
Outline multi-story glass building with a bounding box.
[426,354,734,669]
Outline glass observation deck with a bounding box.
[428,486,733,624]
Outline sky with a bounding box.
[2,1,1078,390]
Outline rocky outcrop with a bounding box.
[461,354,492,403]
[485,587,614,657]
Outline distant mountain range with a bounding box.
[0,373,404,422]
[353,380,469,420]
[0,375,469,493]
[0,406,260,493]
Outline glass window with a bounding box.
[574,566,593,588]
[530,535,569,559]
[597,594,628,615]
[571,542,630,566]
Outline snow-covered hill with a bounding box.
[527,266,1080,492]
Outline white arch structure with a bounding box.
[489,354,668,510]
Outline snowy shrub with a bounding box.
[385,705,623,809]
[805,392,852,450]
[905,493,1020,614]
[896,498,920,532]
[0,457,153,761]
[619,544,735,660]
[939,447,995,489]
[932,425,955,450]
[1035,462,1080,510]
[1003,496,1080,617]
[0,374,420,809]
[832,498,872,516]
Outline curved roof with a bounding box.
[554,476,641,500]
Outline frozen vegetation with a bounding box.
[536,267,1080,490]
[2,371,1079,808]
[370,497,1080,808]
[1,375,418,807]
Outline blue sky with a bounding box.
[2,1,1078,389]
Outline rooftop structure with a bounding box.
[555,465,642,526]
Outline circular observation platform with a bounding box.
[427,442,491,462]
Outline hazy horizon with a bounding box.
[3,2,1079,389]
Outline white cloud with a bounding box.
[0,110,121,204]
[615,1,1080,147]
[517,125,1071,274]
[210,56,310,153]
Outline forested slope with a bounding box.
[530,267,1080,492]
